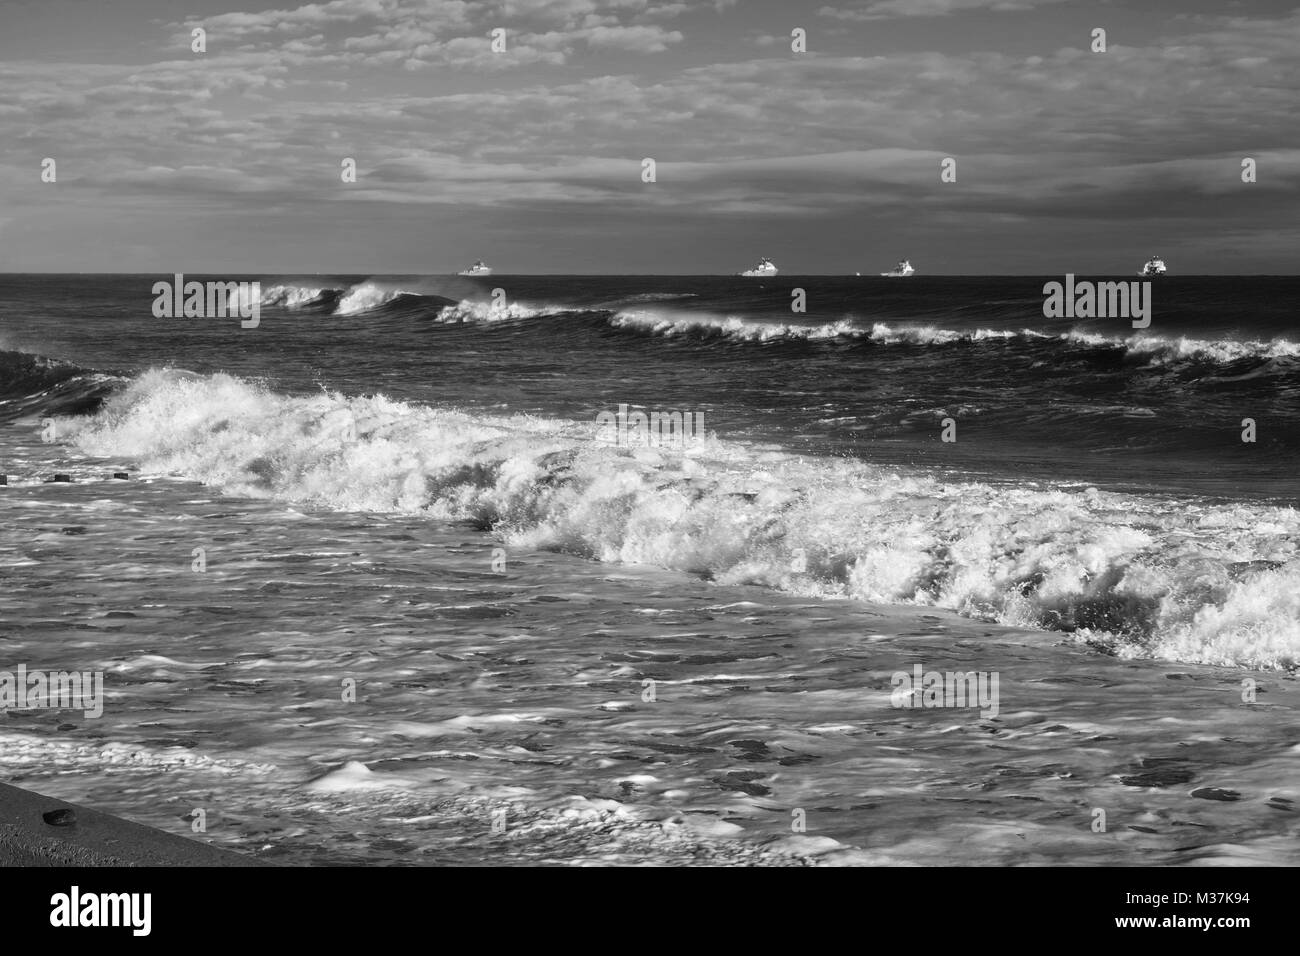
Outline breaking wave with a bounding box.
[57,368,1300,672]
[0,348,124,421]
[232,283,1300,375]
[606,309,1300,372]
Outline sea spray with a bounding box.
[59,369,1300,671]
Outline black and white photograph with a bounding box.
[0,0,1294,925]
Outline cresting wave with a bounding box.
[0,348,91,399]
[1062,330,1300,365]
[259,285,334,309]
[257,281,553,320]
[249,281,424,316]
[250,282,1300,371]
[609,309,862,342]
[61,369,1300,671]
[433,300,554,323]
[0,348,123,420]
[607,309,1300,366]
[334,282,420,316]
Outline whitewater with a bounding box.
[54,367,1300,672]
[3,273,1299,866]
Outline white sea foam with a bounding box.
[433,299,550,323]
[61,370,1300,670]
[330,288,550,322]
[1063,331,1300,365]
[607,312,1055,346]
[609,310,863,341]
[334,282,415,315]
[607,309,1300,365]
[260,284,333,309]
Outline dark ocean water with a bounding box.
[3,274,1299,661]
[2,274,1299,865]
[4,274,1299,498]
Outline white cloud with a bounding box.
[2,7,1297,231]
[819,0,1070,21]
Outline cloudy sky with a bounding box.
[1,0,1296,273]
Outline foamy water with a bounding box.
[3,274,1300,866]
[56,369,1300,672]
[3,446,1297,865]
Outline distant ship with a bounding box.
[739,257,777,277]
[880,259,915,277]
[458,260,492,276]
[1138,256,1167,276]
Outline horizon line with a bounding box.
[2,271,1296,278]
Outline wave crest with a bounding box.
[606,308,1300,369]
[60,369,1300,671]
[434,300,552,323]
[334,282,420,315]
[0,348,124,419]
[609,310,862,342]
[260,284,336,309]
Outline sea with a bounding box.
[2,274,1298,865]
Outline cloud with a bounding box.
[168,0,685,70]
[582,25,682,52]
[2,4,1297,253]
[819,0,1070,21]
[177,0,426,41]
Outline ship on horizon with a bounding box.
[1138,256,1167,276]
[739,257,777,277]
[458,260,492,277]
[881,259,915,277]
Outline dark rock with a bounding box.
[42,808,77,827]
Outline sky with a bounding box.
[0,0,1297,274]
